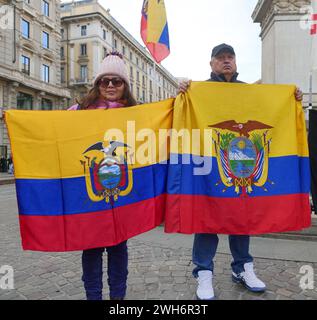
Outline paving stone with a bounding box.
[144,277,159,284]
[276,288,293,297]
[174,277,187,284]
[219,290,242,300]
[128,277,144,285]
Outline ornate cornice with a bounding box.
[252,0,311,38]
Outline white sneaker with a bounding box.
[196,270,215,300]
[232,262,266,292]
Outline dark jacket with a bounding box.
[208,72,244,83]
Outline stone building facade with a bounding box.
[0,0,71,159]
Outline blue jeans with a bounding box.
[82,241,128,300]
[192,234,253,277]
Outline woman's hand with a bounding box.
[295,87,303,101]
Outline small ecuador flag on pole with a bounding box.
[141,0,170,63]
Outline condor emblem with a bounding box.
[210,120,274,195]
[81,141,133,203]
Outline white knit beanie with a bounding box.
[94,52,130,87]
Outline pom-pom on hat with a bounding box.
[94,52,130,87]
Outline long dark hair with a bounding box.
[76,81,137,110]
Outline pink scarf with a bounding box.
[68,100,126,111]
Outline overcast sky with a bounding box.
[65,0,263,83]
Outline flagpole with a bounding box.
[309,71,313,109]
[153,60,156,101]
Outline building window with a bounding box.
[42,64,50,83]
[130,51,133,60]
[130,83,133,94]
[21,55,30,75]
[41,98,53,110]
[17,92,33,110]
[103,47,107,59]
[114,39,117,49]
[42,0,49,17]
[142,75,145,86]
[42,31,49,49]
[137,87,140,99]
[150,94,152,103]
[122,46,126,56]
[150,80,152,90]
[103,29,106,40]
[80,44,87,56]
[61,28,64,39]
[21,19,30,38]
[130,66,133,78]
[136,57,139,66]
[142,90,145,102]
[80,65,88,81]
[137,71,139,82]
[81,25,87,36]
[61,67,65,83]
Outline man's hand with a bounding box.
[295,87,303,101]
[178,79,191,94]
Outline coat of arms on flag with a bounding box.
[210,120,273,195]
[81,140,133,203]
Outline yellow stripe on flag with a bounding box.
[6,99,173,179]
[171,82,308,158]
[147,0,168,43]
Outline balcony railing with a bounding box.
[75,78,88,84]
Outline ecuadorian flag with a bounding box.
[5,100,173,252]
[165,82,311,235]
[141,0,170,63]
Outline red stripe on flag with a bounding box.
[19,194,166,251]
[165,193,311,235]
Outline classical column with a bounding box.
[252,0,314,107]
[34,91,46,110]
[92,40,100,81]
[69,43,75,83]
[8,81,19,110]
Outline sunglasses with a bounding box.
[98,77,124,88]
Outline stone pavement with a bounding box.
[0,183,317,300]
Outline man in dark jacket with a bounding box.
[179,43,303,300]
